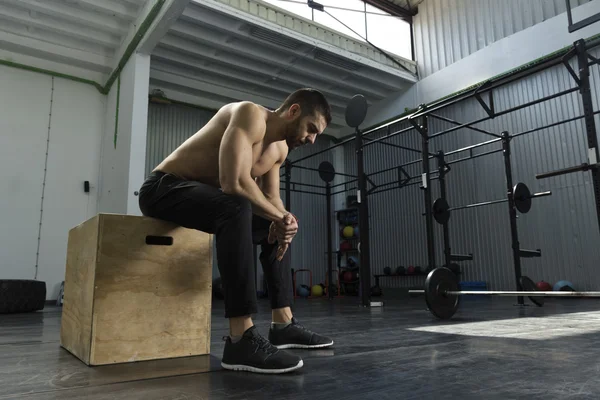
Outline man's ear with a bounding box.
[288,103,301,118]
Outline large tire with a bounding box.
[0,280,46,313]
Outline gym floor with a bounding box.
[2,295,600,399]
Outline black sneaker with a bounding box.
[268,318,334,349]
[221,326,304,374]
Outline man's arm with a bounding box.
[219,102,286,222]
[258,160,287,215]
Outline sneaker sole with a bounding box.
[274,341,334,349]
[221,359,304,374]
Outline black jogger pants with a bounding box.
[138,171,293,318]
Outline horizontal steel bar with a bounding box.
[368,165,440,180]
[409,290,600,297]
[330,178,358,188]
[444,138,503,156]
[364,136,424,154]
[287,189,326,196]
[513,109,600,138]
[399,157,427,169]
[289,136,354,165]
[428,113,501,138]
[520,249,541,258]
[449,198,507,211]
[410,54,571,120]
[286,181,326,189]
[369,177,418,192]
[332,187,357,196]
[367,158,426,178]
[370,176,440,195]
[362,126,416,148]
[446,148,503,165]
[291,164,357,178]
[536,163,600,179]
[451,253,474,261]
[429,115,492,139]
[494,86,580,118]
[428,87,579,140]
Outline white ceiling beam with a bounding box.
[1,0,129,36]
[107,0,161,85]
[150,69,287,108]
[150,60,347,115]
[150,70,347,128]
[186,0,417,83]
[122,0,149,6]
[149,81,239,110]
[155,38,381,104]
[137,0,191,54]
[0,4,120,49]
[150,51,349,112]
[0,30,113,72]
[148,82,345,135]
[166,24,391,100]
[71,0,139,22]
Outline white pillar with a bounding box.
[98,53,150,215]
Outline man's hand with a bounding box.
[268,213,299,260]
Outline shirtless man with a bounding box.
[138,88,334,374]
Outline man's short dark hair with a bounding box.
[278,88,332,126]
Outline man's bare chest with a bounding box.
[251,142,281,178]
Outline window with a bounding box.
[259,0,413,60]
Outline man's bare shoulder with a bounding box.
[276,141,289,163]
[230,101,267,124]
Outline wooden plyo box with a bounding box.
[60,213,213,366]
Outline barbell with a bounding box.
[409,267,600,319]
[431,182,552,224]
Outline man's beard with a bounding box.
[286,120,302,149]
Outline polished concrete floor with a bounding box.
[3,294,600,399]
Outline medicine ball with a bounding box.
[383,266,391,275]
[340,241,352,251]
[396,266,405,275]
[536,281,552,291]
[347,256,359,267]
[343,271,354,282]
[407,266,416,275]
[343,226,354,238]
[354,226,359,237]
[414,266,422,275]
[554,280,575,291]
[297,285,310,297]
[311,284,323,297]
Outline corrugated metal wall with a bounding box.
[145,102,336,291]
[413,0,591,77]
[145,103,216,175]
[285,139,337,289]
[344,46,600,291]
